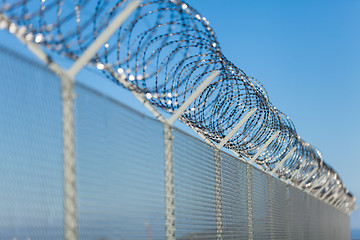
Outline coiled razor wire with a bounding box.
[0,0,355,211]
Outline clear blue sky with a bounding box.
[1,0,359,235]
[184,0,360,231]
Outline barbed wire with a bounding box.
[0,0,354,211]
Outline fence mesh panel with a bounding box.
[74,83,166,240]
[221,153,248,239]
[0,47,352,240]
[173,129,217,239]
[0,47,64,239]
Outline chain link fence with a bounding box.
[0,45,351,239]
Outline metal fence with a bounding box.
[0,45,351,239]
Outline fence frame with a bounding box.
[0,2,353,238]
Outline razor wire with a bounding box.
[0,0,355,212]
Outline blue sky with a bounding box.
[1,0,359,236]
[184,0,360,231]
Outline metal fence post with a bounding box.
[286,184,291,239]
[164,123,175,240]
[268,175,275,240]
[214,148,223,240]
[61,74,78,240]
[247,164,254,240]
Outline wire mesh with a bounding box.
[0,46,64,239]
[172,128,217,239]
[74,83,166,240]
[0,46,353,239]
[171,128,352,240]
[288,187,351,240]
[221,153,249,239]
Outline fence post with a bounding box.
[214,149,223,240]
[267,175,275,240]
[247,164,254,240]
[286,184,291,239]
[164,123,175,240]
[61,74,78,240]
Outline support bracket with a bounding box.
[270,147,296,175]
[249,130,281,164]
[217,108,257,149]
